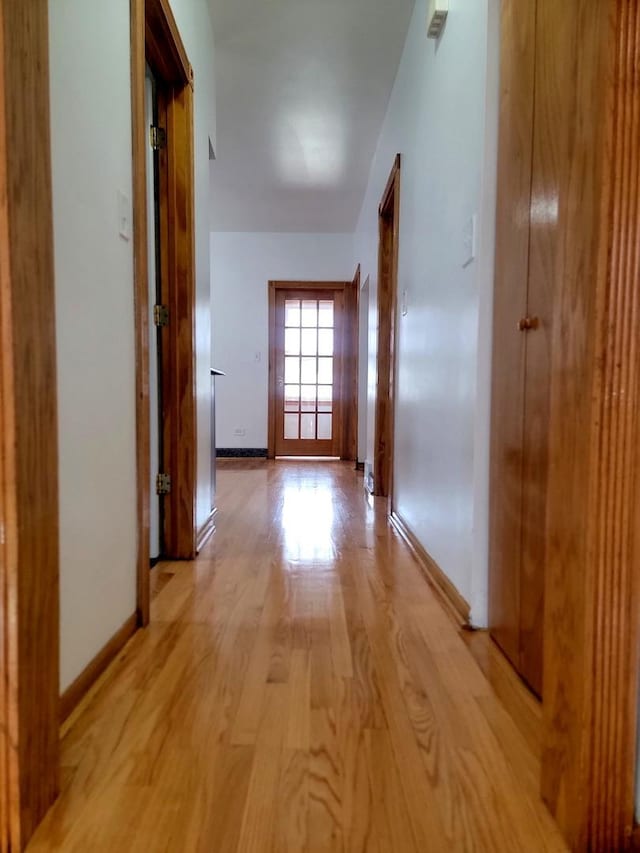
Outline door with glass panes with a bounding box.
[274,289,344,456]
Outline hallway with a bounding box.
[28,461,566,852]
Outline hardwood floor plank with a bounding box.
[27,460,566,852]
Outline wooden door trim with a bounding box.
[343,265,360,464]
[145,0,190,84]
[539,2,640,848]
[0,2,59,848]
[267,280,357,460]
[131,0,197,626]
[373,154,401,500]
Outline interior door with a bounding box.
[274,290,343,457]
[489,0,546,697]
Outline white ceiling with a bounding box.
[209,0,415,233]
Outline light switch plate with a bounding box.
[401,289,408,317]
[463,213,477,268]
[427,0,448,39]
[118,190,131,241]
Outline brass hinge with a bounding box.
[156,473,171,495]
[150,125,167,150]
[153,304,169,327]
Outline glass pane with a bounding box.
[284,385,300,412]
[301,328,318,356]
[301,300,318,327]
[318,358,333,384]
[285,357,300,384]
[284,413,299,440]
[285,328,300,356]
[301,357,317,384]
[318,300,334,327]
[285,300,301,327]
[317,385,332,412]
[318,328,333,356]
[301,385,316,412]
[301,413,316,440]
[318,413,332,440]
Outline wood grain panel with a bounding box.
[488,0,536,678]
[541,0,640,848]
[161,79,196,559]
[0,1,59,847]
[373,155,401,500]
[518,0,563,697]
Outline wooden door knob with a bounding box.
[517,316,539,332]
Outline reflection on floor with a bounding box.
[28,460,566,852]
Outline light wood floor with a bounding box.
[28,460,567,852]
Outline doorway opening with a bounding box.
[131,0,197,624]
[373,154,401,502]
[268,280,358,460]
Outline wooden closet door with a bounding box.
[489,0,537,676]
[517,0,562,695]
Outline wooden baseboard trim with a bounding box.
[389,511,471,626]
[216,448,268,458]
[197,507,218,552]
[60,613,138,723]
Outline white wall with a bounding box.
[49,0,216,690]
[354,0,499,625]
[210,233,354,449]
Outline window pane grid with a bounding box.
[281,296,334,441]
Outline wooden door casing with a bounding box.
[0,1,60,847]
[373,155,401,502]
[268,280,358,461]
[131,0,197,627]
[539,0,640,847]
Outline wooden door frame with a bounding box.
[131,0,197,625]
[267,280,358,461]
[0,2,59,848]
[373,154,401,500]
[344,265,360,464]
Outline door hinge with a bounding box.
[153,304,169,327]
[150,125,167,150]
[156,473,171,495]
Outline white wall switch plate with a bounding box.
[427,0,448,39]
[401,289,408,317]
[117,190,131,241]
[463,213,477,268]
